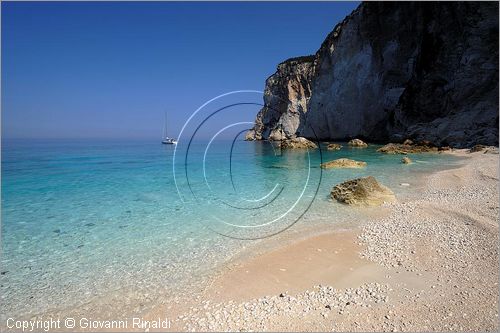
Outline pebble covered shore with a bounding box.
[173,150,499,332]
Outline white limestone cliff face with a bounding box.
[247,2,499,147]
[247,56,315,141]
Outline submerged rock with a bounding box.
[331,176,395,206]
[377,142,438,154]
[321,158,367,169]
[327,143,342,150]
[347,139,368,148]
[401,156,412,164]
[281,137,317,149]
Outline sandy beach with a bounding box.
[143,149,499,332]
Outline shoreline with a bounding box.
[157,149,499,331]
[2,149,497,332]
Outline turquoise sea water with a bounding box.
[1,139,462,318]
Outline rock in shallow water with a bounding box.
[327,143,342,150]
[244,129,257,141]
[347,139,368,148]
[377,142,438,154]
[280,137,318,149]
[401,156,412,164]
[331,176,395,206]
[321,158,367,169]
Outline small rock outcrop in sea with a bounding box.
[320,158,367,169]
[247,2,499,148]
[280,137,317,149]
[347,139,368,148]
[377,142,438,154]
[331,176,395,206]
[327,143,342,150]
[401,156,412,164]
[245,130,257,141]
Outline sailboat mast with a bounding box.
[161,110,177,144]
[164,111,168,138]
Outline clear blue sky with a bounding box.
[2,1,359,139]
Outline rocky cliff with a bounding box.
[246,56,315,141]
[247,2,499,147]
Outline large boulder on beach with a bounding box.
[347,139,368,148]
[321,158,367,169]
[327,143,342,151]
[281,137,317,149]
[331,176,395,206]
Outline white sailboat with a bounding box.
[161,112,177,145]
